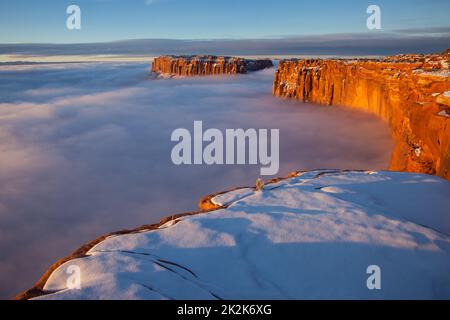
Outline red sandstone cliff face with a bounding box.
[152,55,273,77]
[273,52,450,180]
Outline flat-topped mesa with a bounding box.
[273,51,450,180]
[152,55,273,77]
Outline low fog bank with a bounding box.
[1,29,450,56]
[0,62,393,298]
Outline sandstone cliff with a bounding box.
[273,52,450,180]
[152,55,273,77]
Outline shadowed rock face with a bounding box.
[273,52,450,180]
[152,55,273,77]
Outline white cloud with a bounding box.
[0,61,393,298]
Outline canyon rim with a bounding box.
[273,52,450,180]
[16,52,450,300]
[2,0,450,305]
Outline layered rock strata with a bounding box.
[152,55,273,77]
[273,52,450,180]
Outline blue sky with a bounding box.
[0,0,450,43]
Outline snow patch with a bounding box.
[418,70,450,78]
[437,110,450,118]
[211,188,254,206]
[34,170,450,300]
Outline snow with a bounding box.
[34,170,450,300]
[438,110,450,118]
[444,91,450,98]
[413,69,450,78]
[211,188,254,206]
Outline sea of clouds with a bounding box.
[0,61,393,298]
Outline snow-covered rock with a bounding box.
[34,170,450,300]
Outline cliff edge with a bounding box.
[152,55,273,77]
[18,170,450,300]
[273,52,450,180]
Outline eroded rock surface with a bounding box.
[152,55,273,77]
[273,52,450,179]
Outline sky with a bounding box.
[0,0,450,43]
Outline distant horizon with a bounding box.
[2,25,450,44]
[1,29,449,57]
[1,0,449,56]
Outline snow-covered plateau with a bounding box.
[32,170,450,300]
